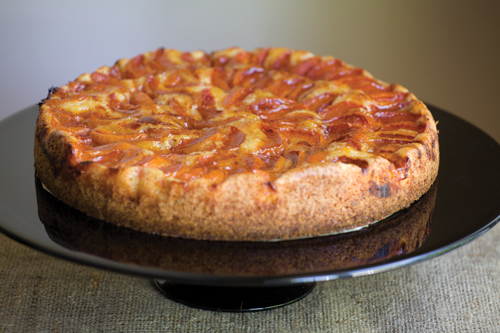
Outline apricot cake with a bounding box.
[34,47,439,241]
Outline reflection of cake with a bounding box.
[35,47,439,241]
[36,177,436,276]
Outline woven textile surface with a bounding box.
[1,224,499,332]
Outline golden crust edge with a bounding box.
[34,105,439,242]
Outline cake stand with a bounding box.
[0,104,499,311]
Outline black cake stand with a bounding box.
[0,104,499,311]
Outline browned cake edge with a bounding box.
[36,175,436,275]
[34,104,439,241]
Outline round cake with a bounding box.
[34,47,439,241]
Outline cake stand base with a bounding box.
[154,280,316,312]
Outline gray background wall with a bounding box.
[1,0,499,142]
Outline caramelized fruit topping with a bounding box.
[42,48,431,183]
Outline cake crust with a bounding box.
[34,47,439,241]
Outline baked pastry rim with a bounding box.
[34,117,438,241]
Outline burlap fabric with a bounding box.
[1,223,499,332]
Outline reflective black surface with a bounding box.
[154,280,316,312]
[1,105,500,288]
[36,175,436,278]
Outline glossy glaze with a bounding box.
[39,48,433,183]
